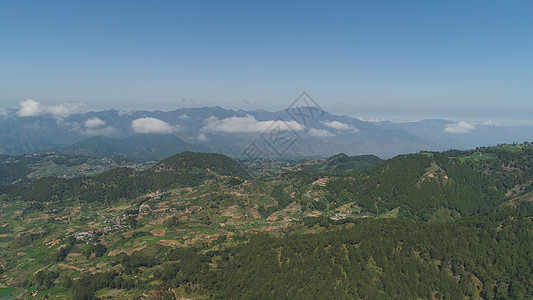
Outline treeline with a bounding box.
[300,153,383,175]
[1,152,249,205]
[0,153,129,185]
[61,204,532,299]
[13,167,207,205]
[157,151,250,179]
[325,147,533,219]
[0,161,32,185]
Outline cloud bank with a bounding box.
[197,133,207,141]
[484,120,502,126]
[308,128,335,137]
[357,116,385,123]
[323,121,359,132]
[17,99,86,117]
[117,110,133,116]
[444,121,476,134]
[82,117,115,136]
[201,115,305,133]
[131,117,178,134]
[85,117,106,128]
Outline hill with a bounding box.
[0,145,532,298]
[156,151,250,179]
[298,153,383,175]
[1,152,248,206]
[324,143,533,219]
[0,153,135,185]
[57,135,211,161]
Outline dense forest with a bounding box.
[324,145,533,219]
[43,204,533,299]
[1,152,249,206]
[0,144,532,299]
[298,153,383,175]
[0,153,132,185]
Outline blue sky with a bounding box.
[1,1,532,124]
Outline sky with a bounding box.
[1,1,532,124]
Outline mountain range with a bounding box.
[1,106,532,160]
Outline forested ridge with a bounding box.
[60,205,533,299]
[298,153,383,175]
[0,153,132,185]
[0,144,532,299]
[1,152,249,205]
[325,144,533,219]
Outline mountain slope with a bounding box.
[298,153,383,174]
[3,106,533,159]
[324,143,533,219]
[0,106,436,158]
[8,151,248,205]
[0,153,133,185]
[156,151,250,179]
[57,135,211,161]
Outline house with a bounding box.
[139,203,151,213]
[312,177,329,187]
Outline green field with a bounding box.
[0,288,17,299]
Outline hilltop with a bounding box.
[297,153,383,175]
[156,151,249,179]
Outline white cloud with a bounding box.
[357,116,385,123]
[54,117,113,136]
[179,114,189,120]
[444,121,476,134]
[393,119,421,124]
[308,128,335,137]
[131,117,178,134]
[243,99,257,105]
[201,115,305,133]
[197,133,207,141]
[323,120,359,132]
[17,99,41,117]
[117,110,133,116]
[17,99,86,117]
[484,120,502,126]
[0,107,8,116]
[84,117,106,128]
[323,121,351,130]
[47,102,86,117]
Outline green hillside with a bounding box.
[58,135,212,161]
[157,151,250,179]
[0,153,134,185]
[0,144,532,299]
[299,153,383,175]
[4,152,248,206]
